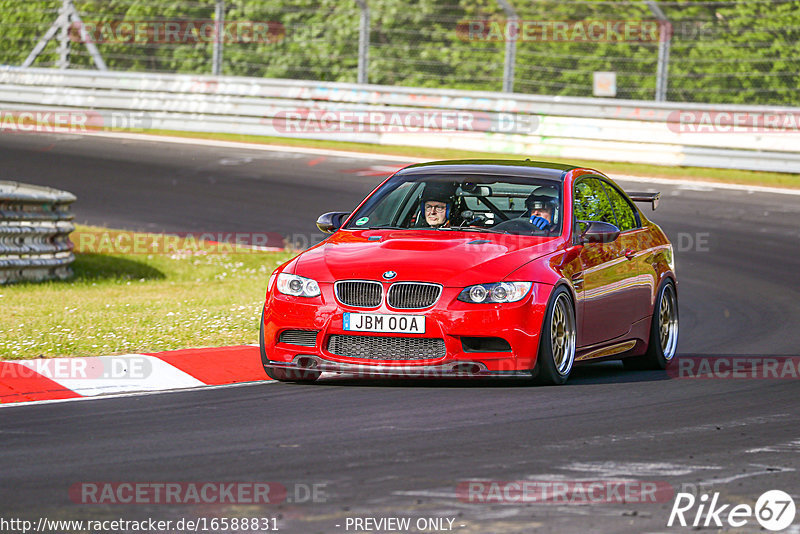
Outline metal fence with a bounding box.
[2,0,799,106]
[0,181,75,284]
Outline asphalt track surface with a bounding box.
[1,133,800,534]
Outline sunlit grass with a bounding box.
[0,225,292,360]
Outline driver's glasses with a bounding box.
[425,203,446,213]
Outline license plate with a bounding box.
[343,313,425,334]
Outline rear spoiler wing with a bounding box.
[628,192,660,210]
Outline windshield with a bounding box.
[343,173,563,236]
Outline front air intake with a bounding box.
[327,335,446,360]
[334,280,383,308]
[278,330,319,347]
[387,282,442,309]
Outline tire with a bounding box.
[259,309,320,383]
[532,286,577,385]
[623,279,678,370]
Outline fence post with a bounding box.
[22,0,107,70]
[647,1,671,102]
[497,0,518,93]
[57,0,71,69]
[354,0,370,84]
[212,0,225,76]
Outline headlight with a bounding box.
[276,273,321,297]
[458,282,532,303]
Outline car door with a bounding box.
[573,177,640,347]
[598,180,650,324]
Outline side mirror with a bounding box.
[578,220,620,244]
[316,212,350,234]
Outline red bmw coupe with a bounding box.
[259,160,678,385]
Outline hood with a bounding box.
[294,229,563,286]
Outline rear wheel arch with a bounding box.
[653,271,677,309]
[623,277,679,371]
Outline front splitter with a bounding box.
[265,355,532,379]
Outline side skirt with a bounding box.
[576,340,637,362]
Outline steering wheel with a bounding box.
[491,217,549,234]
[458,210,489,228]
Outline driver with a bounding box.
[420,182,457,228]
[524,188,558,231]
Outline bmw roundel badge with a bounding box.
[383,271,397,280]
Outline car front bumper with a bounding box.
[261,282,550,377]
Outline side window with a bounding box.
[573,180,591,225]
[574,178,616,226]
[600,182,638,232]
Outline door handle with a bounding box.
[624,248,636,260]
[571,272,584,289]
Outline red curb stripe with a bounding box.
[0,362,83,404]
[148,345,269,385]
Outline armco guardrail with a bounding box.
[0,181,75,284]
[1,68,799,173]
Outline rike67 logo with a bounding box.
[668,490,796,531]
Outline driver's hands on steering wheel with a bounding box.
[529,215,550,230]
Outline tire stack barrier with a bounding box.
[0,181,76,284]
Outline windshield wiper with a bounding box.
[436,226,505,234]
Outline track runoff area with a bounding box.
[0,131,798,534]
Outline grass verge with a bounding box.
[144,129,800,189]
[0,225,292,360]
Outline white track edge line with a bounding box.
[0,379,278,409]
